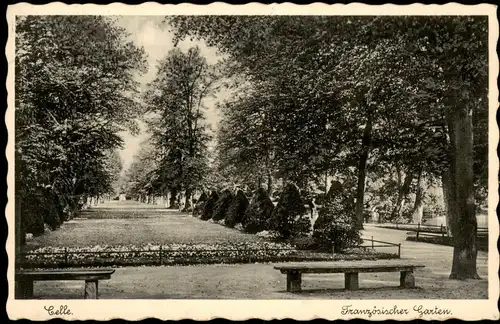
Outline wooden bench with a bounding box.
[15,268,115,299]
[274,261,425,292]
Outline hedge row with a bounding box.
[192,183,361,252]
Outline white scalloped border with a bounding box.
[4,2,499,321]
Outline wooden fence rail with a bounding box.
[403,223,489,241]
[359,236,401,258]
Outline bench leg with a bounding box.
[84,280,99,299]
[344,273,359,290]
[400,271,415,288]
[16,279,34,299]
[286,271,302,293]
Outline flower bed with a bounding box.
[20,240,399,269]
[20,242,297,268]
[291,249,398,261]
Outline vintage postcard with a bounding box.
[5,2,499,321]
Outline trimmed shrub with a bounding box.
[289,236,318,251]
[224,190,249,228]
[212,189,235,221]
[314,193,328,206]
[268,183,311,239]
[200,191,219,220]
[312,191,361,252]
[198,192,208,203]
[21,191,46,236]
[181,206,193,213]
[242,188,274,233]
[192,192,208,217]
[327,180,343,198]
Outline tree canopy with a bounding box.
[167,15,488,279]
[16,15,147,239]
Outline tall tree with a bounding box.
[216,87,275,190]
[143,46,217,208]
[404,17,488,279]
[122,140,159,202]
[15,16,146,240]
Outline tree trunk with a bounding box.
[16,188,23,268]
[267,171,273,195]
[446,105,479,280]
[411,171,424,223]
[442,169,453,237]
[391,171,414,221]
[184,189,192,210]
[169,188,178,209]
[257,176,263,189]
[301,176,308,191]
[161,188,168,207]
[354,109,373,229]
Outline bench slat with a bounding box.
[274,261,425,274]
[277,266,422,274]
[274,261,424,292]
[16,269,115,281]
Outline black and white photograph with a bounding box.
[6,2,499,321]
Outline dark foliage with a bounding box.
[224,190,249,228]
[288,236,318,251]
[313,191,361,252]
[242,188,274,233]
[192,192,208,217]
[313,193,328,206]
[326,181,343,199]
[198,192,208,203]
[212,189,235,221]
[20,191,47,236]
[200,190,219,220]
[268,183,310,239]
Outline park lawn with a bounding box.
[29,260,488,299]
[25,208,264,250]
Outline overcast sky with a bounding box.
[114,16,224,170]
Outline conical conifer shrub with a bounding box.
[242,188,274,233]
[198,192,208,202]
[212,189,234,221]
[269,182,310,239]
[224,190,249,228]
[200,190,219,220]
[192,192,208,217]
